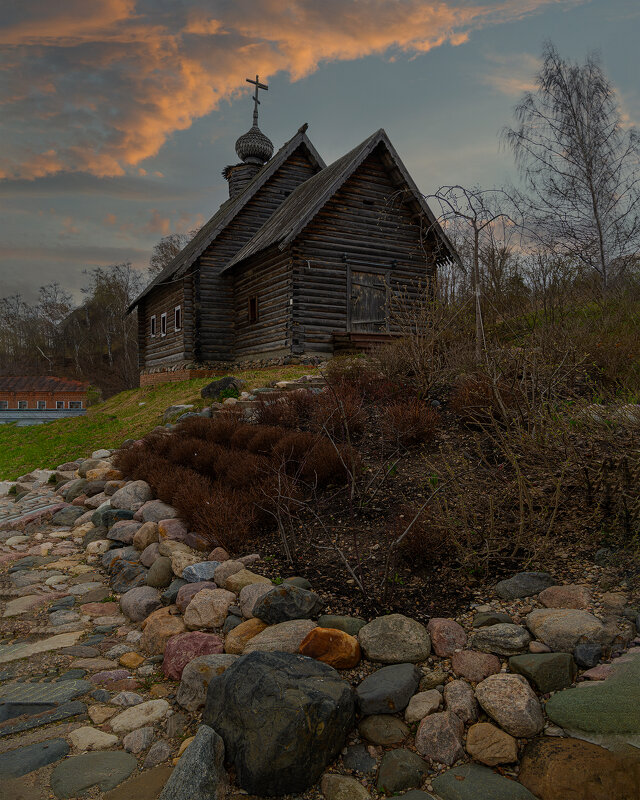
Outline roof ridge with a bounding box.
[128,126,325,311]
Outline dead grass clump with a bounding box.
[245,425,286,456]
[380,400,440,447]
[311,386,367,440]
[393,505,449,565]
[449,374,522,426]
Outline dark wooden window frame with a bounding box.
[160,312,167,337]
[248,295,259,324]
[69,400,83,409]
[37,400,46,409]
[56,400,65,409]
[0,401,7,410]
[150,315,156,337]
[174,305,182,332]
[18,400,27,409]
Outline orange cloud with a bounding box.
[0,0,584,180]
[482,52,540,96]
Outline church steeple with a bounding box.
[224,75,274,198]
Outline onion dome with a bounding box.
[235,124,274,165]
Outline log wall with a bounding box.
[138,281,187,369]
[196,148,318,362]
[293,146,436,354]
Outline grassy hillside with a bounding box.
[0,366,313,480]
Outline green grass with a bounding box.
[0,365,314,480]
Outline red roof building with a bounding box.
[0,377,88,411]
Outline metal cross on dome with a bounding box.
[246,74,268,126]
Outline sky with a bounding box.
[1,0,638,303]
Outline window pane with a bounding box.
[18,400,27,409]
[56,401,64,409]
[0,401,7,410]
[37,401,46,409]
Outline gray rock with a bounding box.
[110,480,153,512]
[444,679,478,723]
[50,751,137,797]
[342,743,377,775]
[158,725,228,800]
[203,651,355,795]
[201,376,246,398]
[146,556,173,588]
[138,500,178,523]
[496,572,555,600]
[223,614,243,633]
[52,506,86,526]
[470,623,532,656]
[358,614,431,663]
[526,609,607,652]
[321,774,370,800]
[110,561,148,595]
[162,405,194,423]
[377,748,429,794]
[356,663,420,715]
[238,582,273,618]
[123,726,155,754]
[359,714,409,744]
[432,764,538,799]
[252,584,325,624]
[143,740,172,768]
[176,654,239,711]
[473,611,513,628]
[49,610,81,626]
[574,642,602,669]
[107,520,141,544]
[242,619,317,653]
[120,586,161,622]
[162,578,187,605]
[475,674,545,737]
[283,576,312,590]
[318,614,367,636]
[0,738,69,778]
[140,542,160,568]
[509,653,577,693]
[182,561,220,583]
[111,691,144,707]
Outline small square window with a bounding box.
[150,315,157,337]
[18,400,27,409]
[248,296,258,324]
[160,313,167,336]
[56,400,65,409]
[174,306,182,332]
[69,401,82,409]
[0,401,7,410]
[37,400,46,409]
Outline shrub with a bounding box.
[380,399,439,447]
[449,374,522,426]
[310,385,367,440]
[245,425,286,456]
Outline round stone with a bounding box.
[358,614,431,663]
[475,674,544,737]
[358,714,409,745]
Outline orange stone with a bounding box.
[149,683,171,698]
[299,627,361,669]
[119,652,145,669]
[224,618,268,654]
[80,602,119,617]
[141,606,186,655]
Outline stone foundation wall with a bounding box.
[139,356,325,387]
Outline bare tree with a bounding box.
[427,185,515,361]
[148,230,199,277]
[504,42,640,293]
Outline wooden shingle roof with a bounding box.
[127,126,325,312]
[221,129,457,273]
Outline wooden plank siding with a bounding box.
[293,147,436,354]
[195,148,318,362]
[232,245,292,359]
[139,281,186,369]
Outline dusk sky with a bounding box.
[1,0,638,302]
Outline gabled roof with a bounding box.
[127,126,325,312]
[0,376,88,392]
[221,128,457,273]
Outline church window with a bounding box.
[174,306,182,331]
[248,296,259,324]
[150,315,156,337]
[160,313,167,336]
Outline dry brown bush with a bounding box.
[380,400,440,446]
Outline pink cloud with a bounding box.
[0,1,583,180]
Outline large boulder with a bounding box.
[183,588,235,630]
[518,736,640,800]
[525,608,607,652]
[358,614,431,663]
[252,584,325,624]
[202,651,355,795]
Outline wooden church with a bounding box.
[129,77,456,382]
